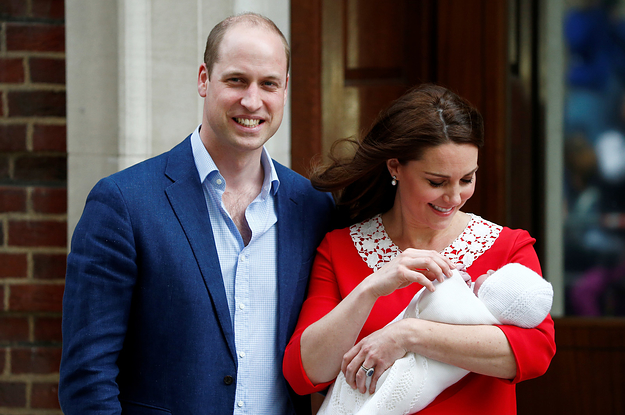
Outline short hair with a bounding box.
[311,84,484,224]
[203,12,290,79]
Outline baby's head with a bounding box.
[473,269,494,296]
[476,263,553,328]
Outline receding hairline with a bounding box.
[204,12,290,76]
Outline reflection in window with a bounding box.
[563,0,625,316]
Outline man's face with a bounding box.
[197,24,289,156]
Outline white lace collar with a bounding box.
[349,214,502,271]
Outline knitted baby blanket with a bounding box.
[317,270,501,415]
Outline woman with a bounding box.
[283,84,556,414]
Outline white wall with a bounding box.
[65,0,291,237]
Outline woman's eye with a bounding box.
[461,178,474,184]
[428,180,444,187]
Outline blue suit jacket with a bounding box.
[59,137,334,414]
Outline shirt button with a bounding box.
[239,351,246,358]
[215,178,223,185]
[237,401,244,408]
[223,375,234,385]
[239,303,245,310]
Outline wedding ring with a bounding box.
[361,364,375,377]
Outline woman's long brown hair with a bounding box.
[310,83,484,225]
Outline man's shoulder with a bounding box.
[108,136,192,182]
[273,161,326,197]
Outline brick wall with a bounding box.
[0,0,66,413]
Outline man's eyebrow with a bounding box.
[220,71,285,83]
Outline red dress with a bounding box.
[283,214,556,414]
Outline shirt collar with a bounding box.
[191,125,280,196]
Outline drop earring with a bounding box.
[391,175,397,186]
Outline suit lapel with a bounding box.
[275,170,305,349]
[164,138,236,360]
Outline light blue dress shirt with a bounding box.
[191,126,289,414]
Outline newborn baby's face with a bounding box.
[473,270,496,296]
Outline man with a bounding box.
[59,13,334,415]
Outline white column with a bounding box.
[118,0,152,169]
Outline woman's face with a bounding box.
[389,143,479,231]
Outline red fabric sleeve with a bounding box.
[468,227,556,384]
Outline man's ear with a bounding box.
[283,74,289,104]
[198,63,209,98]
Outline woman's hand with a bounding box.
[341,319,413,394]
[366,248,455,298]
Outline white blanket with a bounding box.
[317,270,501,415]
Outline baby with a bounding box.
[317,263,554,415]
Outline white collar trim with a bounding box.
[349,213,502,271]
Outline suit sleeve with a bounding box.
[59,178,137,415]
[483,229,557,384]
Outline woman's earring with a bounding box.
[391,175,397,186]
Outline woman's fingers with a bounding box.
[394,250,455,291]
[342,322,409,394]
[403,249,455,280]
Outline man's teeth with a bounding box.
[431,204,453,213]
[235,118,260,127]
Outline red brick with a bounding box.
[29,57,65,84]
[8,90,66,117]
[0,1,28,18]
[34,316,62,343]
[31,382,60,409]
[6,23,65,53]
[0,91,4,116]
[0,252,28,278]
[0,316,29,342]
[0,58,25,83]
[0,124,27,151]
[33,253,66,279]
[32,0,65,20]
[33,124,66,152]
[0,186,27,213]
[8,219,67,248]
[9,284,64,312]
[11,347,62,374]
[0,287,4,312]
[0,381,27,407]
[14,155,66,183]
[32,187,67,214]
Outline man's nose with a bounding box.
[241,83,262,111]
